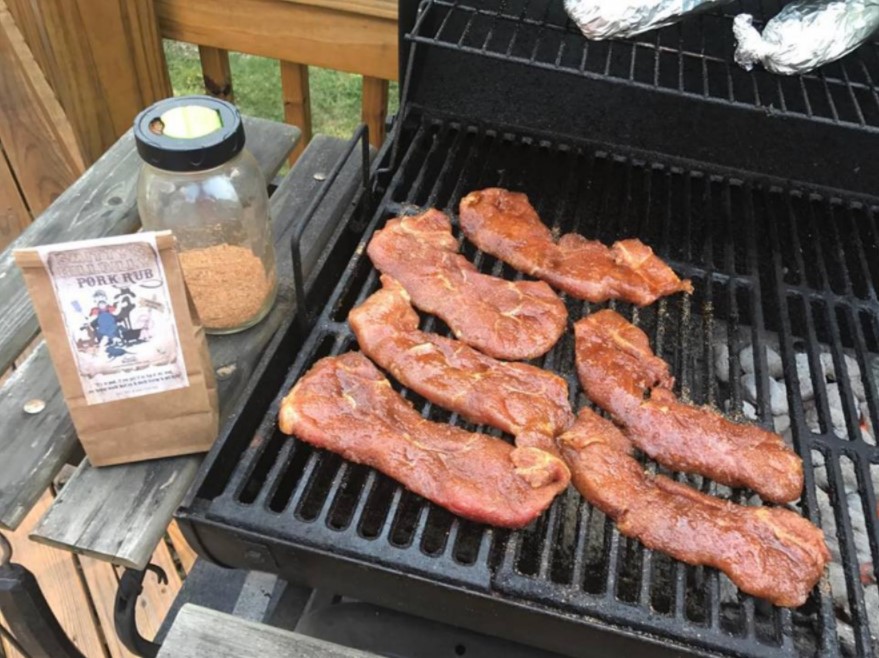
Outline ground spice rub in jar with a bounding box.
[179,244,275,332]
[134,96,279,334]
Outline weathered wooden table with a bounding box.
[0,116,364,575]
[157,604,374,658]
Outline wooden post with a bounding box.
[361,76,389,148]
[5,0,172,165]
[198,46,233,101]
[0,146,31,251]
[280,61,312,164]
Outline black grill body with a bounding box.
[178,3,879,657]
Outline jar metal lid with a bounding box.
[133,96,246,172]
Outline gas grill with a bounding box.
[176,2,879,656]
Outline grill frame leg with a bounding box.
[114,563,168,658]
[0,552,86,658]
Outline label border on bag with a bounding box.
[37,232,190,405]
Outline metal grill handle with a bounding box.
[290,124,372,336]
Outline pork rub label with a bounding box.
[38,233,189,404]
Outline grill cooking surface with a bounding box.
[190,117,879,657]
[414,0,879,129]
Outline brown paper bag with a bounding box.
[14,231,219,466]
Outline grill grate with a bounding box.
[411,0,879,129]
[186,116,879,657]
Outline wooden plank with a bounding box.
[0,343,76,531]
[278,0,396,21]
[0,118,300,533]
[157,0,398,81]
[361,76,388,148]
[167,520,198,574]
[198,46,234,101]
[280,62,312,163]
[4,0,51,78]
[119,0,174,110]
[9,0,171,164]
[0,1,85,213]
[78,557,136,658]
[74,0,172,141]
[74,529,185,658]
[0,145,30,251]
[30,135,366,569]
[11,0,114,165]
[29,455,202,569]
[0,491,108,657]
[157,604,375,658]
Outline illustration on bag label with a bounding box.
[38,234,189,404]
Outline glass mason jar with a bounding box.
[134,96,277,334]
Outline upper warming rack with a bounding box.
[411,0,879,126]
[403,0,879,196]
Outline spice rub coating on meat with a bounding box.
[459,188,693,306]
[278,352,570,528]
[575,310,803,504]
[367,209,567,361]
[559,408,829,608]
[349,275,576,457]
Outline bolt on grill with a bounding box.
[181,114,879,657]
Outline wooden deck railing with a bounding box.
[156,0,398,154]
[1,0,397,247]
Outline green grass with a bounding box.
[163,41,399,139]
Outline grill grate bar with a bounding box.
[349,470,378,530]
[376,485,405,543]
[502,0,532,59]
[779,609,795,653]
[824,453,875,656]
[855,452,879,553]
[253,440,295,509]
[308,457,349,522]
[406,498,431,549]
[706,571,720,632]
[671,556,686,621]
[568,500,592,592]
[763,189,848,656]
[742,597,757,641]
[844,204,879,303]
[804,199,873,445]
[536,495,560,581]
[276,449,320,515]
[637,548,654,609]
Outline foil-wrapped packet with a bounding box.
[734,1,879,75]
[564,0,733,40]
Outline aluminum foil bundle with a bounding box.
[734,0,879,75]
[564,0,733,40]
